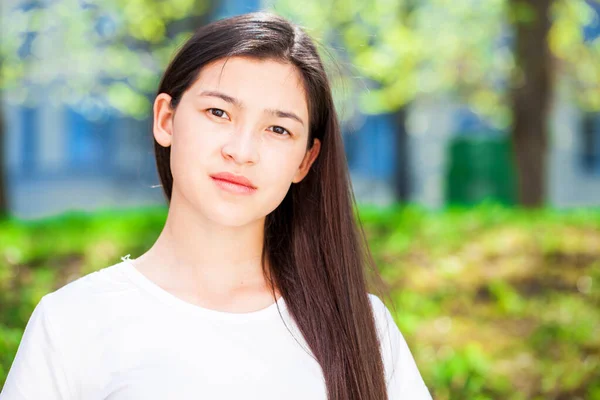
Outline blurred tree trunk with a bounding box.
[509,0,552,208]
[0,105,6,219]
[0,50,6,218]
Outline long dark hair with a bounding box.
[154,11,391,399]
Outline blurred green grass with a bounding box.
[1,202,599,399]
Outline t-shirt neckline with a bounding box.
[119,254,286,322]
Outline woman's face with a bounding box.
[153,56,321,227]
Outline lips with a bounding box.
[210,172,256,189]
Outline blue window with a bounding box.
[453,106,504,137]
[344,113,396,182]
[66,107,116,175]
[583,1,600,42]
[578,2,600,175]
[20,106,38,177]
[213,0,261,19]
[581,112,600,176]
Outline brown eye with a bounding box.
[207,108,229,119]
[270,126,290,136]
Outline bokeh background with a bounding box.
[1,0,599,398]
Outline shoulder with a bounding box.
[44,259,130,302]
[366,293,397,340]
[367,293,388,317]
[39,260,136,335]
[367,293,433,399]
[366,293,402,365]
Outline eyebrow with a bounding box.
[199,90,305,127]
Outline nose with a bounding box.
[221,128,260,166]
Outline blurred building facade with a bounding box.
[406,3,600,210]
[3,0,261,219]
[406,91,600,209]
[3,0,600,219]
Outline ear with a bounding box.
[292,138,321,184]
[153,93,175,147]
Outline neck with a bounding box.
[139,186,273,297]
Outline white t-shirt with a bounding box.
[1,256,432,400]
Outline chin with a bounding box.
[206,205,264,228]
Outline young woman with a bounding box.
[1,12,432,400]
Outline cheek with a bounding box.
[173,111,219,151]
[257,150,304,207]
[169,113,218,187]
[262,148,304,185]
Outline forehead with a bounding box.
[189,56,309,120]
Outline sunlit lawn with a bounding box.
[1,202,599,399]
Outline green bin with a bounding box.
[444,135,517,206]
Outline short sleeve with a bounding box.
[369,294,433,400]
[0,295,76,399]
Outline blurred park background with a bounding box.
[0,0,599,398]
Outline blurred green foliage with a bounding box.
[0,0,212,117]
[2,0,599,125]
[1,202,599,398]
[273,0,600,128]
[360,201,600,399]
